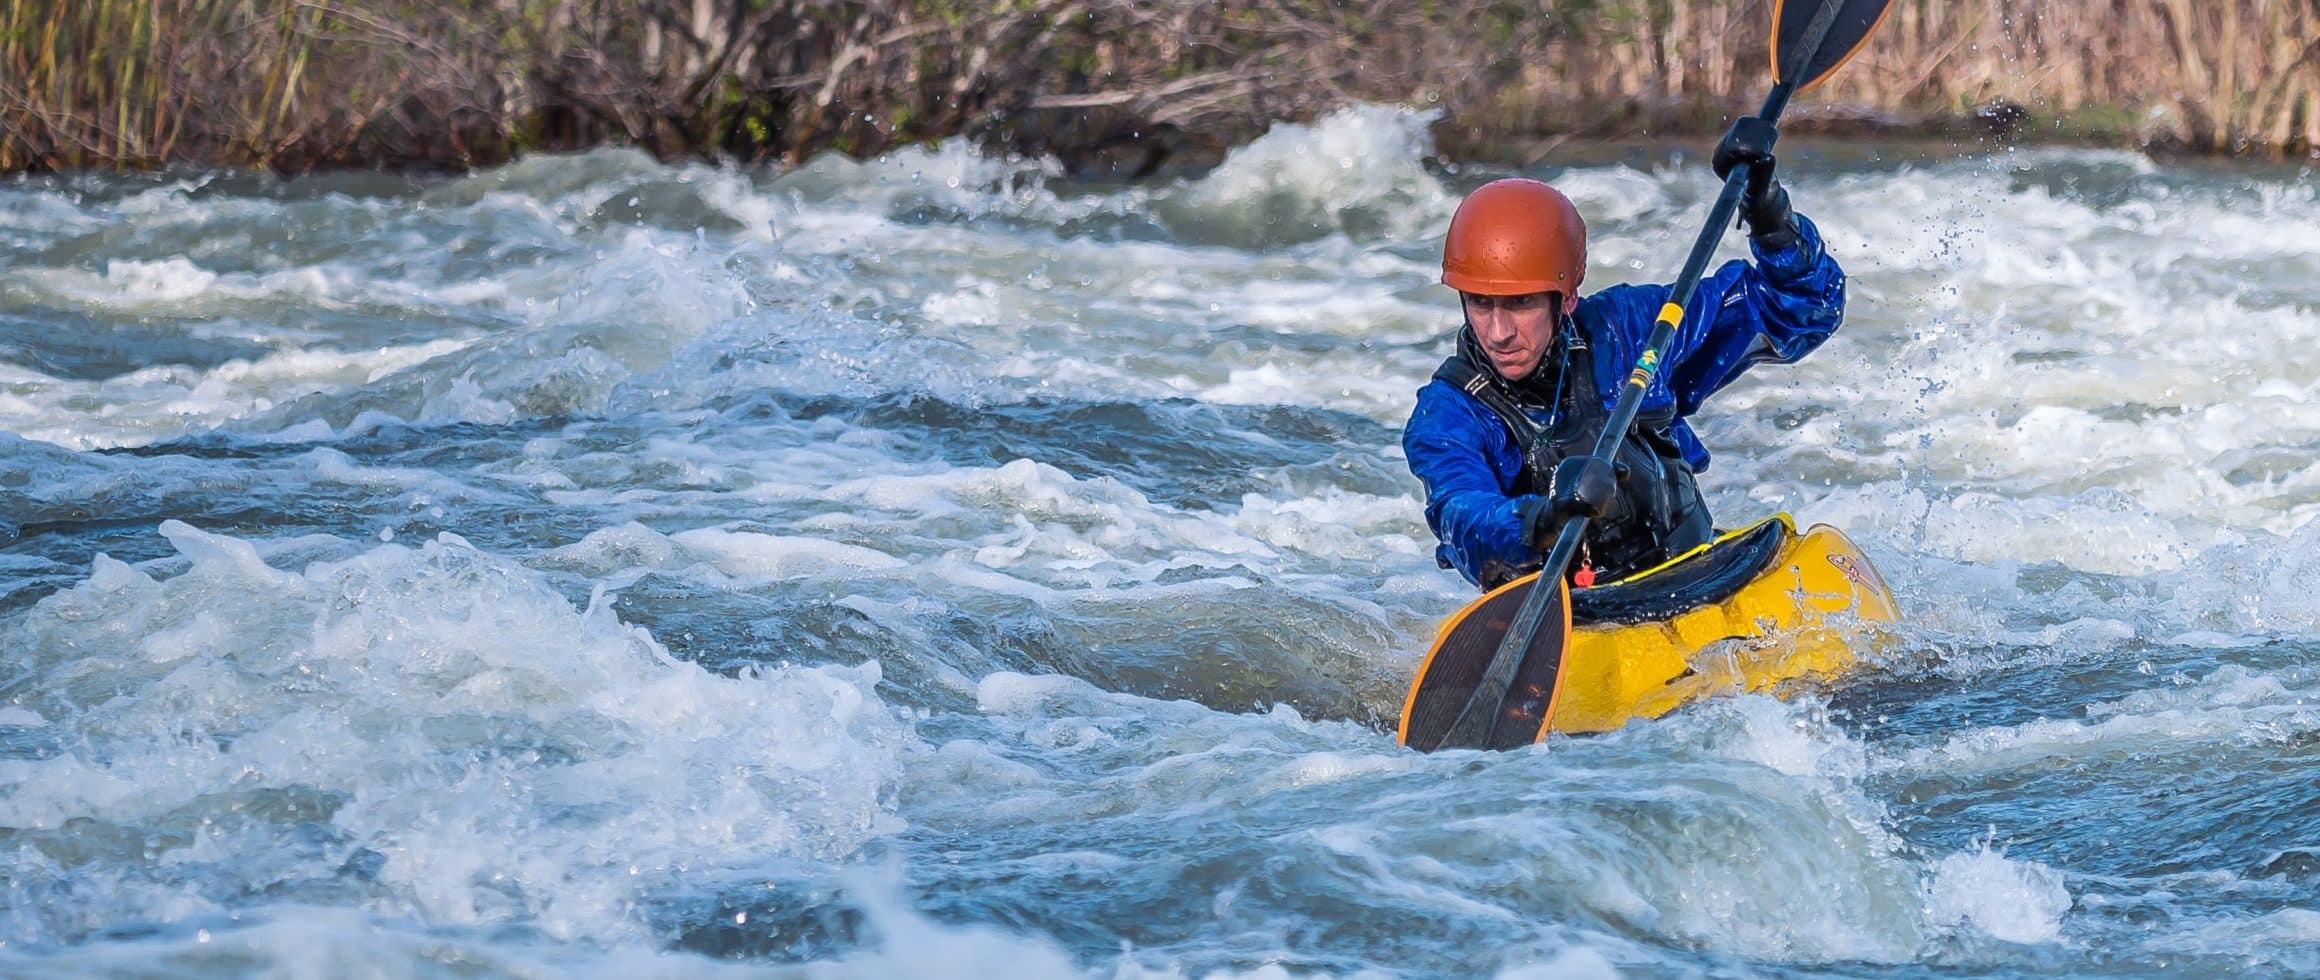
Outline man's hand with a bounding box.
[1516,456,1619,549]
[1713,116,1798,251]
[1549,456,1617,521]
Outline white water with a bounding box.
[5,106,2320,977]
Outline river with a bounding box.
[5,105,2320,977]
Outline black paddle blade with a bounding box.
[1772,0,1894,91]
[1399,574,1573,753]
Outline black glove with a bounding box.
[1516,456,1619,549]
[1712,116,1798,251]
[1549,455,1618,521]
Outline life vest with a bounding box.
[1432,318,1715,587]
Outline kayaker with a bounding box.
[1404,119,1845,590]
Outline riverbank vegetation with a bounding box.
[3,0,2316,175]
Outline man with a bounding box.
[1404,119,1845,590]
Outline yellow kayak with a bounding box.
[1398,514,1900,747]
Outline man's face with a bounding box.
[1463,291,1569,381]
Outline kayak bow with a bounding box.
[1399,516,1900,749]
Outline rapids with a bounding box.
[5,104,2320,977]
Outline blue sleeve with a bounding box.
[1402,380,1536,588]
[1573,213,1845,469]
[1663,213,1845,414]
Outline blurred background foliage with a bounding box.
[3,0,2315,174]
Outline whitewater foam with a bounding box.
[1,523,910,944]
[1924,847,2073,945]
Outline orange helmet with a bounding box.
[1440,178,1587,296]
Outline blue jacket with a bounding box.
[1404,215,1846,588]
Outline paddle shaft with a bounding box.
[1538,84,1799,580]
[1436,83,1798,751]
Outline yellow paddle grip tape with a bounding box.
[1627,302,1685,388]
[1626,354,1656,387]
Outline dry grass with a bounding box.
[1,0,2314,174]
[0,0,515,171]
[1812,0,2320,152]
[1466,0,2320,155]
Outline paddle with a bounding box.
[1425,0,1894,751]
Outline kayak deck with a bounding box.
[1399,515,1901,745]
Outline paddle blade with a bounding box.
[1771,0,1894,92]
[1399,573,1574,752]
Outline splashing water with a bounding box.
[6,105,2320,976]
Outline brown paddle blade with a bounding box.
[1399,572,1573,752]
[1772,0,1895,92]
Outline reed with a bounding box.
[1473,0,2320,156]
[1802,0,2320,153]
[0,0,2313,174]
[0,0,516,172]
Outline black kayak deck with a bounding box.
[1570,518,1790,625]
